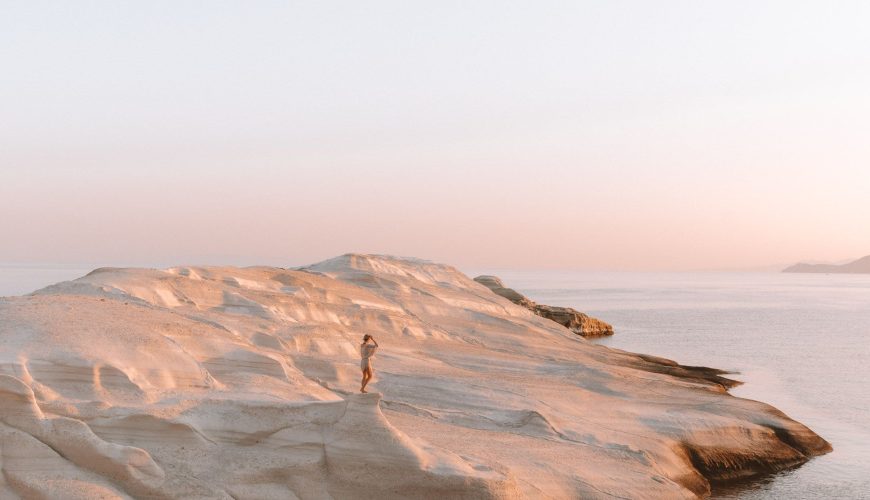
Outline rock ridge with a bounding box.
[474,274,614,337]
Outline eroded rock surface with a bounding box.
[474,274,614,336]
[0,254,829,499]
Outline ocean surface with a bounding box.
[3,268,868,498]
[487,270,870,499]
[0,266,91,297]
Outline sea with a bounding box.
[2,267,868,499]
[0,266,92,297]
[485,270,870,500]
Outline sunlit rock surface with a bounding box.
[0,254,829,498]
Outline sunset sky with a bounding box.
[2,2,869,271]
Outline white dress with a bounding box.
[360,343,377,371]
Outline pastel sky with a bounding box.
[2,2,869,271]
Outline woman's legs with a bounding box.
[360,366,373,393]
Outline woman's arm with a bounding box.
[372,337,379,347]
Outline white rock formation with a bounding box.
[0,254,829,498]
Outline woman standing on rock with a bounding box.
[360,334,379,393]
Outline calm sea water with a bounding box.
[4,268,868,498]
[0,267,91,297]
[487,271,870,500]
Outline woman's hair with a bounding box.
[362,334,371,342]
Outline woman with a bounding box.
[359,334,379,393]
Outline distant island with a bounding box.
[783,255,870,273]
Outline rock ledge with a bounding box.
[474,275,614,337]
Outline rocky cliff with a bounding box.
[0,254,830,498]
[474,274,614,336]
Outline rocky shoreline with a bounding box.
[0,254,830,498]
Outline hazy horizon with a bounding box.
[0,252,862,275]
[3,2,868,271]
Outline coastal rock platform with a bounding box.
[0,254,830,498]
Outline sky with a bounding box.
[1,1,869,271]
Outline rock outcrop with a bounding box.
[0,254,830,498]
[783,255,870,273]
[474,274,614,336]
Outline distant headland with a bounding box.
[783,255,870,274]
